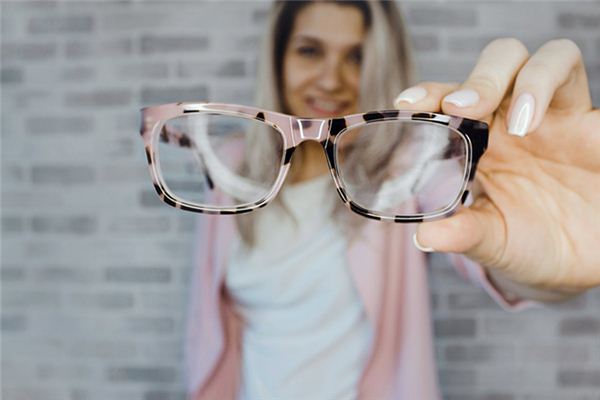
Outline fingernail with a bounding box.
[413,233,435,253]
[443,89,480,107]
[508,92,535,137]
[394,86,428,106]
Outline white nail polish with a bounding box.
[443,89,480,107]
[413,233,435,253]
[394,86,428,106]
[508,93,535,137]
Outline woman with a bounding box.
[185,1,600,399]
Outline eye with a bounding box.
[347,48,362,66]
[297,45,321,58]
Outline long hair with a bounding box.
[236,0,418,247]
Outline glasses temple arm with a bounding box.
[160,125,215,190]
[160,122,270,201]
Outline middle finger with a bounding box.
[441,37,530,122]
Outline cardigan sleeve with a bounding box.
[446,252,544,312]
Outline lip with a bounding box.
[305,97,350,117]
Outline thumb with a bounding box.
[414,199,505,264]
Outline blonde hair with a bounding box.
[236,0,418,247]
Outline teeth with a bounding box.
[312,98,342,112]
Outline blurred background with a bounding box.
[1,1,599,399]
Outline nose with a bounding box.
[317,57,344,92]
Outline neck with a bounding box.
[287,141,330,183]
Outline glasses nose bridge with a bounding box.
[292,118,329,145]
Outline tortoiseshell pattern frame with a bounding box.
[139,102,488,223]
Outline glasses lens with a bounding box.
[335,120,468,217]
[156,113,284,209]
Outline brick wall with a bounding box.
[1,1,599,399]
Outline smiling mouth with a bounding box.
[306,97,350,115]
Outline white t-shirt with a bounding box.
[225,173,373,400]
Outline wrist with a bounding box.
[485,268,585,303]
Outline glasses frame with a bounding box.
[139,102,488,223]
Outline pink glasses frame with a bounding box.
[139,102,489,223]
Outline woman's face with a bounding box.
[282,2,365,118]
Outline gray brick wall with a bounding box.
[1,1,599,399]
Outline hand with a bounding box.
[395,38,600,294]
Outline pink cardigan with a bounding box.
[185,200,530,399]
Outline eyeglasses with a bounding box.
[139,102,488,223]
